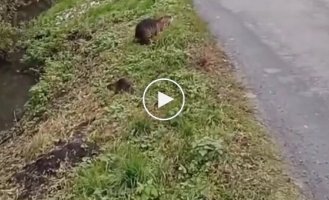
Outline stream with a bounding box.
[0,0,53,131]
[0,60,35,130]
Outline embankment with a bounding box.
[0,0,301,199]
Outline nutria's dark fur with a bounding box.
[135,15,173,45]
[107,78,134,94]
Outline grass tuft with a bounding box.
[74,145,158,199]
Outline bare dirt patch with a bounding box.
[13,132,99,199]
[12,132,99,199]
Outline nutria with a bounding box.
[135,15,173,45]
[107,78,134,94]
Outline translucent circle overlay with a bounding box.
[142,78,185,121]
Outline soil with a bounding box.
[12,132,99,199]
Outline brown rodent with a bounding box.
[135,15,173,45]
[107,78,134,94]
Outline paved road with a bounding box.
[193,0,329,199]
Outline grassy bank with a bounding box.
[0,0,300,199]
[0,20,17,60]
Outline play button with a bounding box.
[158,92,174,108]
[143,78,185,121]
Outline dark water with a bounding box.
[0,0,53,131]
[0,61,35,130]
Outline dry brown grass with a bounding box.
[25,87,101,156]
[0,82,106,198]
[188,41,233,74]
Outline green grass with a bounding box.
[0,0,301,199]
[0,20,18,56]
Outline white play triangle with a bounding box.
[158,92,174,108]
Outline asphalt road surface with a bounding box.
[193,0,329,199]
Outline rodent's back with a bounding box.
[135,18,158,44]
[108,78,134,94]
